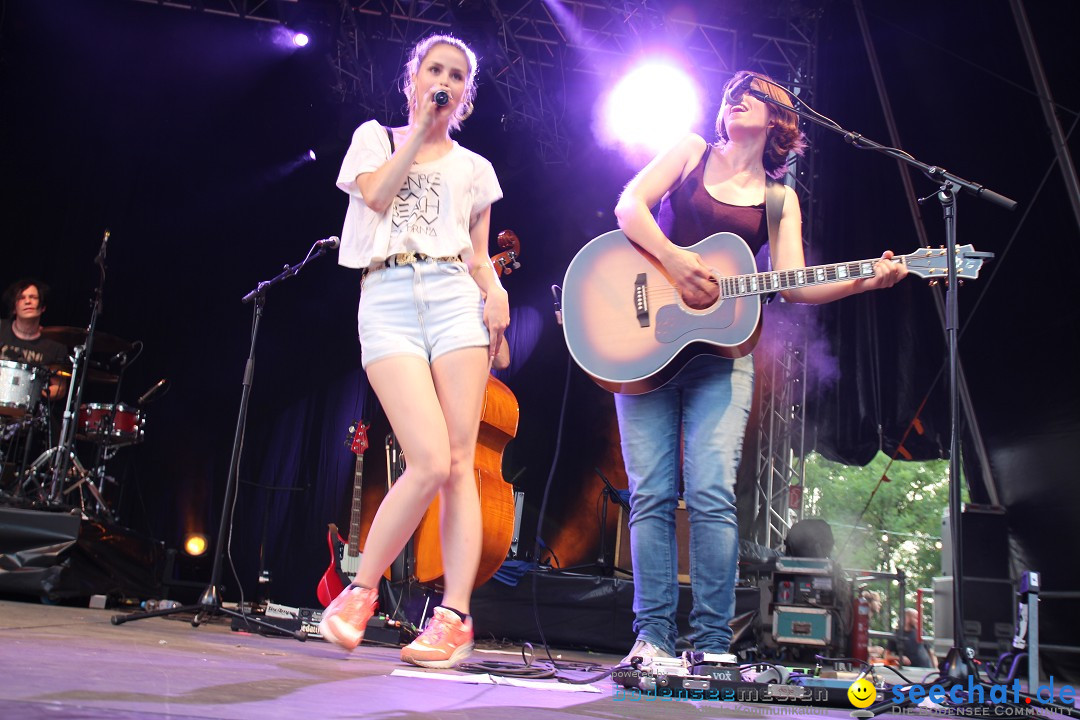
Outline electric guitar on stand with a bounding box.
[316,420,369,607]
[561,230,988,394]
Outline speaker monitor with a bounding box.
[941,504,1010,580]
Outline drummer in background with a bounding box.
[0,278,68,399]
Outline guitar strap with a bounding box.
[384,126,395,154]
[765,178,785,248]
[763,179,786,304]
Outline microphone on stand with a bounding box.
[137,378,168,406]
[551,285,563,326]
[95,229,111,267]
[724,74,756,106]
[314,236,340,250]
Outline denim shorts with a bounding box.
[357,260,489,368]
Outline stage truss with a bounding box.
[325,1,821,167]
[126,0,297,23]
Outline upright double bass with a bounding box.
[411,230,523,588]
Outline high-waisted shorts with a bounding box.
[357,259,488,369]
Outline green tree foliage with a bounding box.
[802,451,961,633]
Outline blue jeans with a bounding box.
[614,354,754,654]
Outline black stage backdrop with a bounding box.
[2,0,1077,679]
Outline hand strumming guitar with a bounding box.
[659,244,719,310]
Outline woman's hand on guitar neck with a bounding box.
[852,250,909,294]
[661,245,720,310]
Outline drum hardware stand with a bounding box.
[59,454,111,517]
[86,348,136,515]
[33,230,112,511]
[111,236,338,638]
[746,82,1008,710]
[61,444,120,520]
[6,402,49,503]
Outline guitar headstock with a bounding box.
[345,420,370,455]
[491,229,523,277]
[904,244,987,281]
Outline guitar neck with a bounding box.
[347,457,363,556]
[718,255,904,299]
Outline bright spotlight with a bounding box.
[184,534,208,556]
[308,149,317,161]
[292,32,310,48]
[596,60,702,157]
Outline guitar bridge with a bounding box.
[634,273,649,328]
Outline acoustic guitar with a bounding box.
[561,230,988,394]
[411,230,523,588]
[315,419,369,607]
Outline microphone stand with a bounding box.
[744,85,1011,703]
[32,230,110,514]
[594,467,630,572]
[111,239,337,638]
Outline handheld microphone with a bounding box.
[433,90,450,107]
[724,74,756,106]
[315,236,340,250]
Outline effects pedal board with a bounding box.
[613,652,874,708]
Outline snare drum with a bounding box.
[0,360,45,418]
[77,402,145,445]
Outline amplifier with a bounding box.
[773,557,837,606]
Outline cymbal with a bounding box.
[40,326,134,357]
[48,363,120,384]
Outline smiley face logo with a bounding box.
[847,678,877,708]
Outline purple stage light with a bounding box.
[308,149,317,161]
[595,60,702,157]
[292,32,309,48]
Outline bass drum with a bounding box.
[77,403,145,446]
[0,360,45,418]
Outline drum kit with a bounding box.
[0,326,153,520]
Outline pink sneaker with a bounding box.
[400,607,474,669]
[318,585,378,651]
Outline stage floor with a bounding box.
[0,598,894,720]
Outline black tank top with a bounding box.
[656,145,768,254]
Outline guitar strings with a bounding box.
[640,259,889,302]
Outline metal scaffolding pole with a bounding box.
[753,306,811,551]
[127,0,295,23]
[744,14,820,551]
